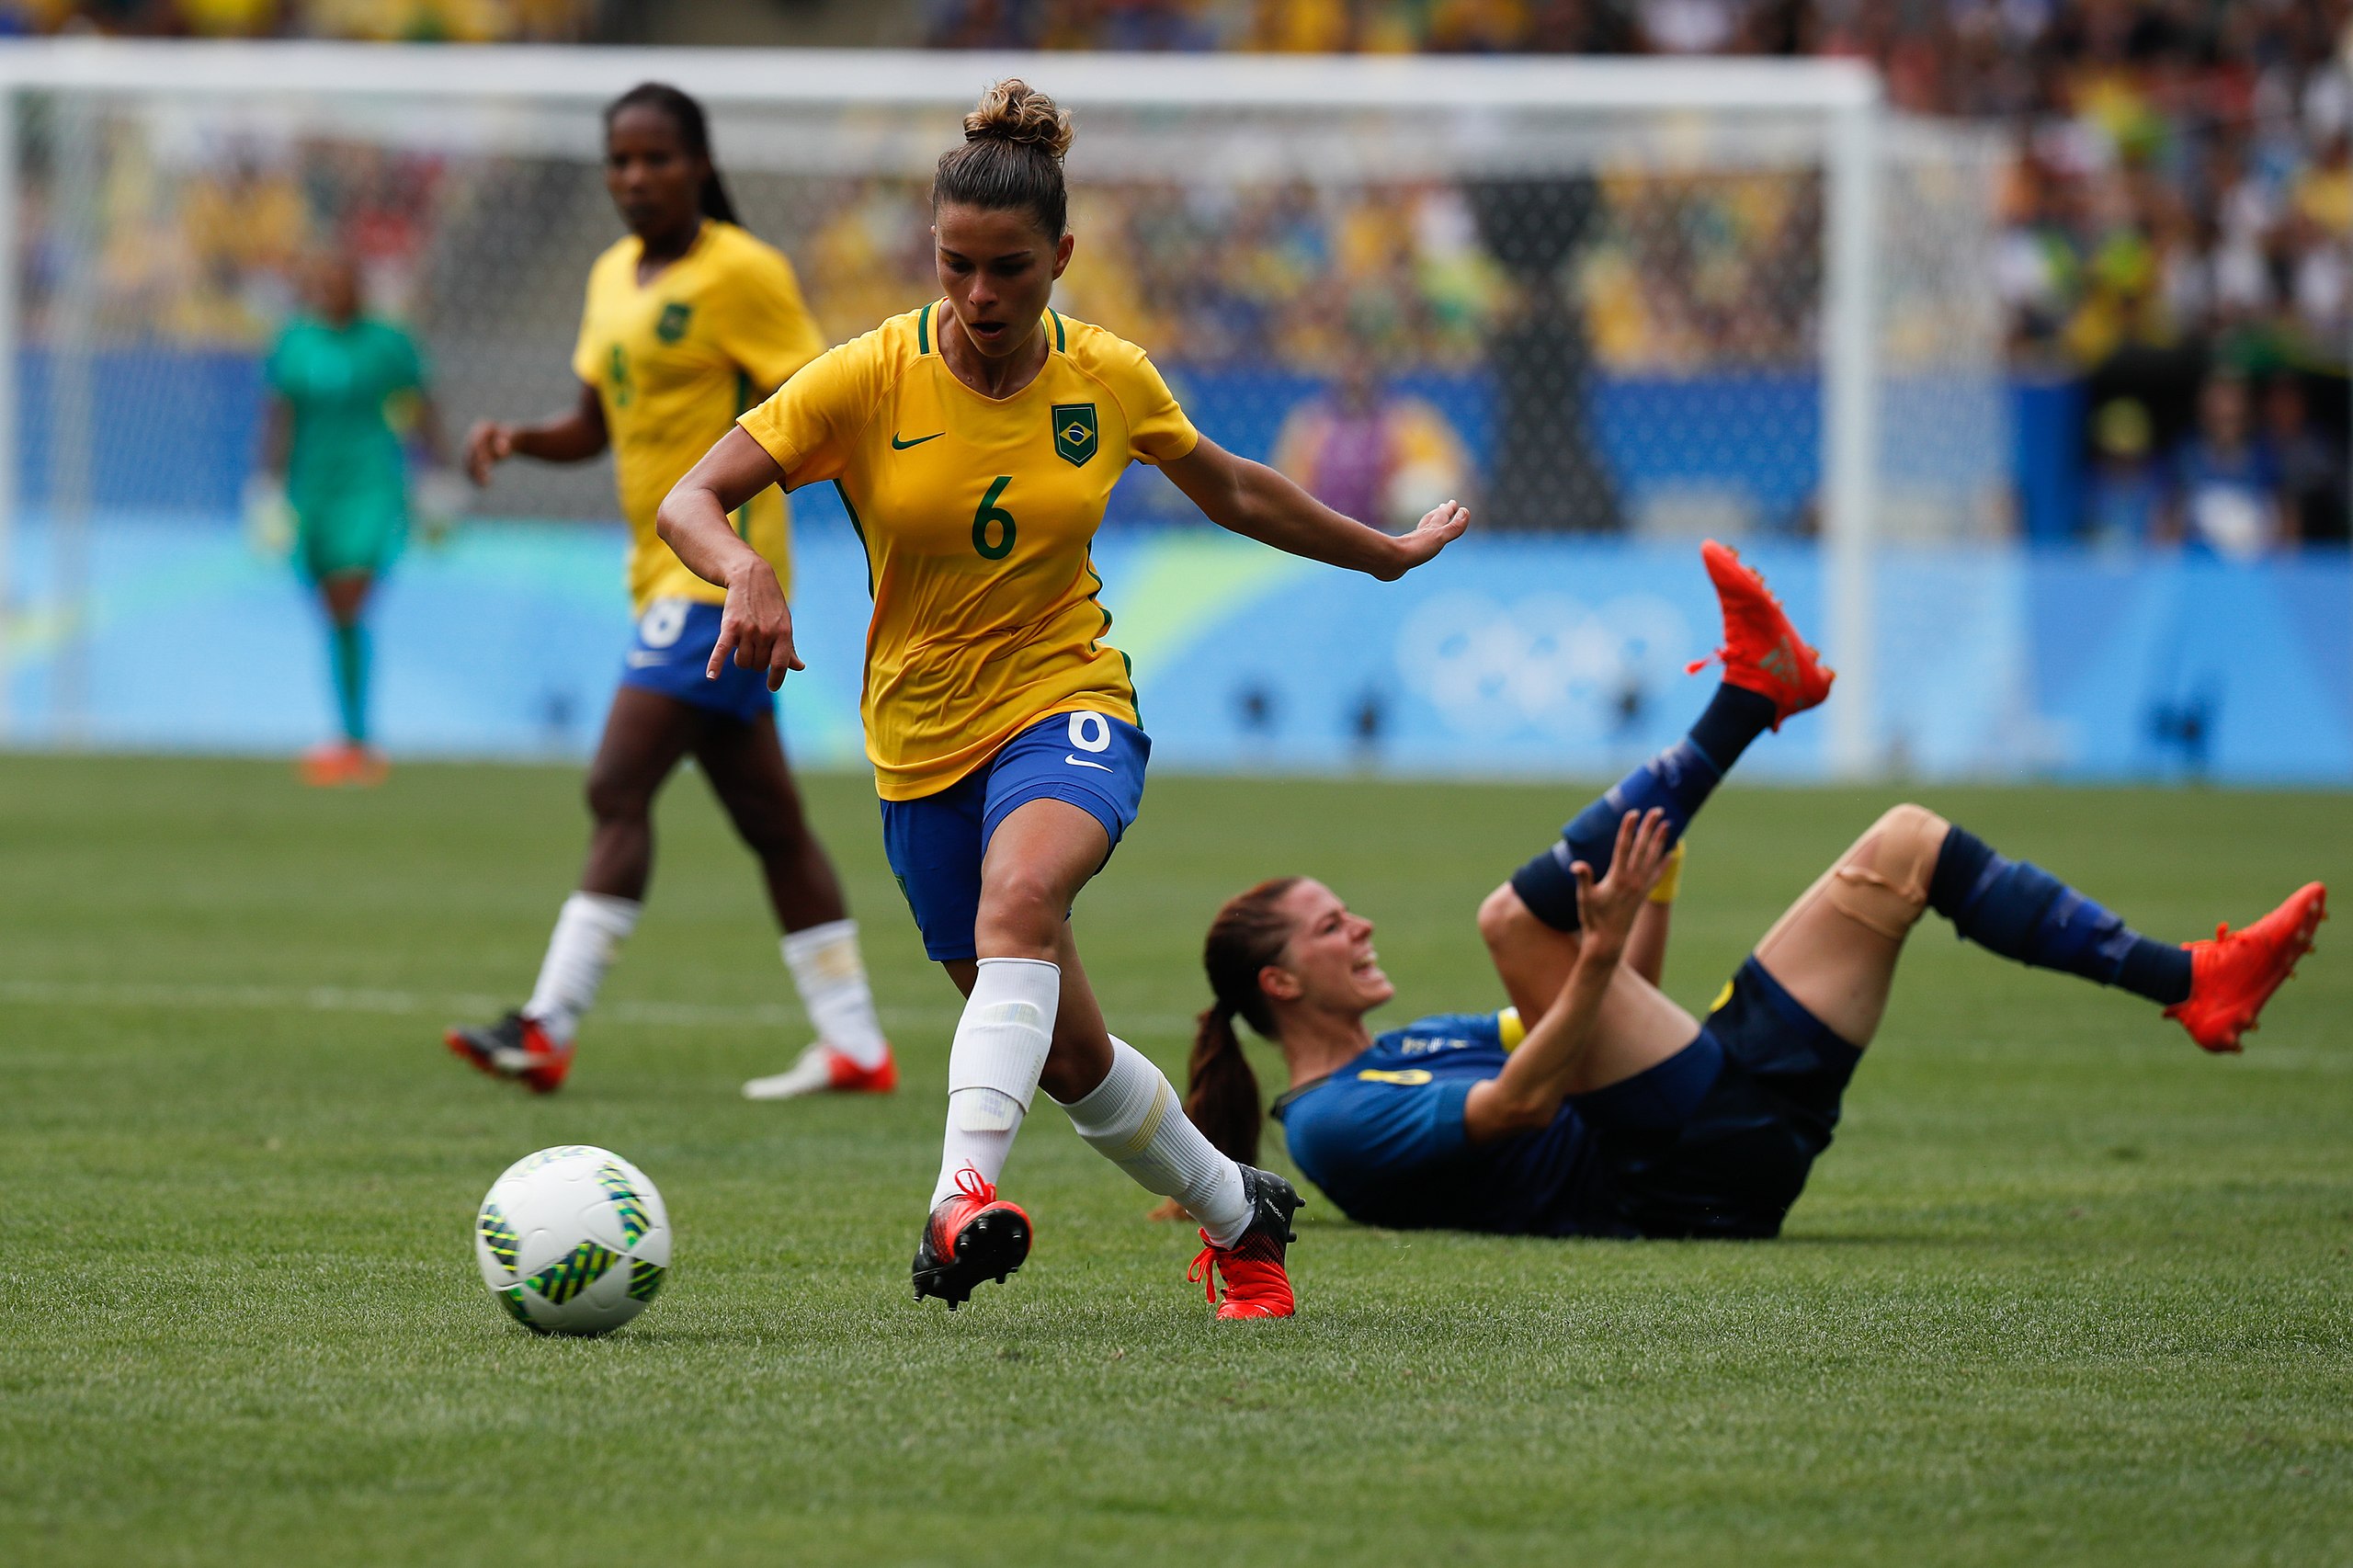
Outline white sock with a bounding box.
[521,892,641,1045]
[929,957,1059,1210]
[780,918,888,1069]
[1058,1037,1252,1247]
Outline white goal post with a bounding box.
[0,40,1998,776]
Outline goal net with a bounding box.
[0,43,2008,770]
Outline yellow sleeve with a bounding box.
[713,244,827,393]
[736,332,888,488]
[1109,342,1199,465]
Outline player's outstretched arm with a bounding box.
[1462,809,1673,1143]
[1160,434,1468,581]
[465,381,608,485]
[657,426,801,691]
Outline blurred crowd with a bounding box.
[0,0,590,39]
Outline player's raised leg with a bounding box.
[1483,538,1833,1019]
[690,712,896,1099]
[1751,802,2325,1052]
[445,687,699,1093]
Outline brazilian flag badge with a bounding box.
[655,301,693,344]
[1052,403,1098,467]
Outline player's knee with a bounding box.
[1823,802,1949,939]
[976,863,1064,937]
[1478,882,1535,955]
[584,770,652,827]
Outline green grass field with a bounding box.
[3,754,2348,1567]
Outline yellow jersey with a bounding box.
[571,220,825,614]
[738,302,1199,801]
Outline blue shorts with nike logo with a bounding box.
[880,709,1150,961]
[617,597,775,724]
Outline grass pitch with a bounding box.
[2,754,2348,1567]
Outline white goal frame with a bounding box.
[0,40,1888,774]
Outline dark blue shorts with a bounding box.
[617,598,774,724]
[880,709,1150,962]
[1594,958,1863,1239]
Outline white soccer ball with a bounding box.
[474,1144,671,1336]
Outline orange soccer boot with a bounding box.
[912,1167,1032,1310]
[444,1009,576,1094]
[741,1042,900,1101]
[1687,539,1836,730]
[2165,882,2327,1053]
[1188,1165,1304,1321]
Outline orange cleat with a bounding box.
[445,1009,575,1094]
[740,1042,899,1100]
[299,743,389,788]
[1686,539,1835,730]
[1188,1165,1303,1320]
[2165,882,2326,1053]
[912,1167,1031,1310]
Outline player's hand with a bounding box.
[1570,809,1675,954]
[710,562,803,691]
[463,420,514,487]
[1379,500,1470,579]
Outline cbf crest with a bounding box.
[655,301,693,344]
[1051,403,1098,467]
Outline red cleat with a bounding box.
[444,1009,575,1094]
[2165,882,2326,1053]
[1188,1165,1303,1320]
[912,1167,1031,1310]
[741,1042,899,1100]
[299,743,389,789]
[1686,539,1835,730]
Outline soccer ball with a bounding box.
[474,1145,670,1336]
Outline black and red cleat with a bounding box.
[1686,538,1835,731]
[912,1166,1032,1310]
[2165,882,2326,1053]
[444,1009,575,1095]
[1188,1165,1304,1321]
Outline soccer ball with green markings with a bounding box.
[474,1145,670,1336]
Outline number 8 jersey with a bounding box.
[736,301,1199,801]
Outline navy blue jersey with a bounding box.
[1270,1012,1627,1236]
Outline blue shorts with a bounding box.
[881,709,1150,962]
[617,598,774,724]
[1592,959,1863,1240]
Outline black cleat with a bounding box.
[911,1167,1033,1310]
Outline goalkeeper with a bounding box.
[1175,543,2325,1241]
[250,251,453,787]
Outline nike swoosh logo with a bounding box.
[891,432,943,449]
[1064,755,1114,772]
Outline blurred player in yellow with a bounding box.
[445,83,893,1101]
[659,81,1469,1318]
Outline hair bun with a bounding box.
[963,78,1074,161]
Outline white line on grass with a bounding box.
[0,977,1201,1036]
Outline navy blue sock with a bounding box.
[1509,685,1776,932]
[1927,826,2191,1005]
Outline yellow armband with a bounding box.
[1647,839,1687,905]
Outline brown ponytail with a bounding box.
[1186,877,1305,1168]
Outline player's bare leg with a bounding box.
[696,713,895,1098]
[915,799,1298,1315]
[445,687,697,1093]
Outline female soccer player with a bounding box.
[657,80,1470,1317]
[1183,542,2326,1239]
[254,251,447,788]
[444,83,892,1103]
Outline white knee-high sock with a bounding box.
[780,918,889,1069]
[1058,1037,1252,1247]
[929,957,1059,1209]
[522,892,642,1044]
